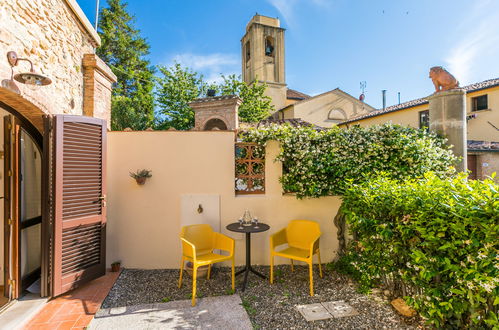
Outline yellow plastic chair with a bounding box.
[269,220,323,296]
[178,224,235,306]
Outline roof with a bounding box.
[278,88,376,112]
[468,140,499,152]
[341,77,499,125]
[287,89,311,100]
[257,118,325,130]
[189,95,242,104]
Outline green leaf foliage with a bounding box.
[341,173,499,328]
[154,63,206,130]
[97,0,155,130]
[241,123,457,197]
[154,66,274,130]
[219,74,274,123]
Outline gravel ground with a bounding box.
[102,265,421,329]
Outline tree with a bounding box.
[219,75,274,123]
[97,0,155,130]
[154,63,207,130]
[154,65,274,130]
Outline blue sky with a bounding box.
[77,0,499,108]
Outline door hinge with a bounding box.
[8,279,15,286]
[7,218,12,225]
[7,170,12,177]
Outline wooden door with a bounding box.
[3,115,17,299]
[45,115,107,297]
[467,155,478,180]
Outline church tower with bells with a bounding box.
[241,14,287,109]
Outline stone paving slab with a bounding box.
[296,301,359,321]
[89,294,252,330]
[322,300,359,318]
[296,303,332,321]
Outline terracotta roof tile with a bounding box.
[467,140,499,151]
[341,77,499,124]
[287,89,311,100]
[257,118,325,130]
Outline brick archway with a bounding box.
[0,86,47,133]
[203,117,229,130]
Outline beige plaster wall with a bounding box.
[106,131,341,269]
[291,90,373,128]
[342,87,499,142]
[343,104,428,129]
[466,87,499,142]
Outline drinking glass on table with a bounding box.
[238,218,244,229]
[253,216,259,229]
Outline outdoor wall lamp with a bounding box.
[7,51,52,86]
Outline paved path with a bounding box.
[89,294,252,330]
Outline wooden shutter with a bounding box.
[46,115,107,297]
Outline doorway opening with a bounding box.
[1,104,43,309]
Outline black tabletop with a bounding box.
[226,222,270,233]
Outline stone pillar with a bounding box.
[83,54,117,129]
[428,89,467,172]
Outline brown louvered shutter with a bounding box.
[48,115,106,296]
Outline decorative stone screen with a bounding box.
[235,143,265,194]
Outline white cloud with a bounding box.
[266,0,331,27]
[267,0,299,26]
[165,53,239,84]
[445,1,499,84]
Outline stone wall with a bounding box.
[0,0,114,130]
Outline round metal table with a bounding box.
[226,222,270,291]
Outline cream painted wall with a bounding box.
[342,87,499,143]
[343,104,428,129]
[106,131,341,269]
[284,90,374,128]
[466,88,499,142]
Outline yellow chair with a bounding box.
[178,224,235,306]
[269,220,323,296]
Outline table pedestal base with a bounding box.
[236,266,266,291]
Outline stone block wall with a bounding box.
[0,0,114,129]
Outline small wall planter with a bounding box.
[130,169,152,185]
[111,261,121,272]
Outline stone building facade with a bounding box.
[0,0,116,130]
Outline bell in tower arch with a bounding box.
[265,36,274,56]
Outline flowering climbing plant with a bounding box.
[241,123,457,198]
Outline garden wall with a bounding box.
[106,131,341,269]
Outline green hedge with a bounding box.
[242,123,456,197]
[341,173,499,328]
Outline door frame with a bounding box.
[1,101,46,299]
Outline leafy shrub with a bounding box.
[342,173,499,328]
[242,123,456,197]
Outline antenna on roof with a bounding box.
[359,81,366,102]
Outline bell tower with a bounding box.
[241,15,287,109]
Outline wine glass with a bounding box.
[253,216,259,229]
[238,218,244,229]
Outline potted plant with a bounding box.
[130,169,152,185]
[111,261,121,272]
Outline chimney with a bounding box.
[189,95,242,131]
[382,90,387,110]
